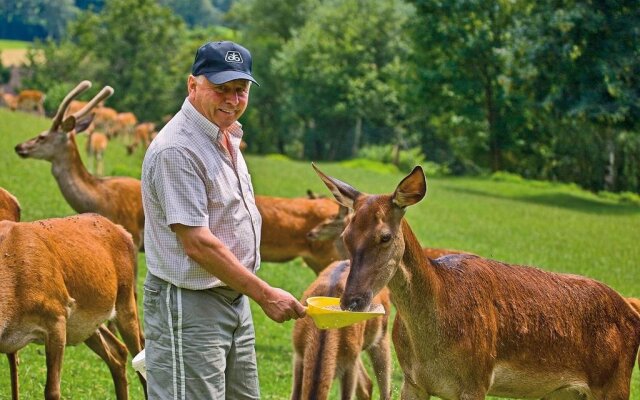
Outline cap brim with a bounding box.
[205,71,260,86]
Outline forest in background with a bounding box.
[1,0,639,195]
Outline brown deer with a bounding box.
[256,195,345,274]
[313,164,640,400]
[15,81,144,250]
[126,122,156,155]
[627,298,640,316]
[0,187,20,222]
[0,187,21,398]
[0,213,146,400]
[115,111,138,143]
[306,203,473,262]
[16,89,46,116]
[292,260,391,400]
[93,105,119,138]
[1,92,18,110]
[85,131,109,176]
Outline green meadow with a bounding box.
[0,108,639,399]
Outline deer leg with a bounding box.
[43,317,67,400]
[7,352,19,400]
[84,325,130,400]
[353,358,373,400]
[366,335,392,400]
[113,292,147,398]
[290,354,303,400]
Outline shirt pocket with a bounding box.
[142,281,163,341]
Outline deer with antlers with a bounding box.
[15,81,144,250]
[313,164,640,400]
[292,260,391,400]
[0,213,146,400]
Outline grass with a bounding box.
[0,108,639,399]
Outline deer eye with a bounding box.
[380,232,392,243]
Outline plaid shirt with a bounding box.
[141,98,262,290]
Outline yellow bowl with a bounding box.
[305,296,385,329]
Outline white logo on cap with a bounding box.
[225,51,243,63]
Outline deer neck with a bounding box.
[388,219,442,312]
[50,136,100,213]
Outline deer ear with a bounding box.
[392,166,427,208]
[75,113,95,133]
[61,116,76,132]
[312,163,360,209]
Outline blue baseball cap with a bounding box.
[191,41,259,86]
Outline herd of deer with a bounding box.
[1,81,639,400]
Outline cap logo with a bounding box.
[225,51,243,63]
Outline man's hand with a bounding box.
[258,287,306,323]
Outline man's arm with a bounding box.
[171,224,306,323]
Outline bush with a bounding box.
[356,144,429,173]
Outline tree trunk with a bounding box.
[351,116,362,158]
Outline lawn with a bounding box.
[0,108,639,399]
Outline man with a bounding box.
[141,41,306,399]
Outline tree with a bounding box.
[226,0,316,155]
[410,0,535,173]
[272,0,415,160]
[0,0,78,40]
[26,0,189,123]
[523,0,640,192]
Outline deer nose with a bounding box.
[341,295,370,312]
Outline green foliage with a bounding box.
[24,0,189,123]
[271,0,416,160]
[339,158,400,175]
[158,0,224,28]
[356,144,428,174]
[0,0,79,40]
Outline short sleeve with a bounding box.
[152,147,209,227]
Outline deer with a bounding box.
[292,260,391,400]
[1,92,18,111]
[15,80,145,251]
[16,89,46,116]
[126,122,156,155]
[0,187,20,222]
[256,195,345,274]
[627,298,640,316]
[85,131,109,176]
[0,213,146,400]
[313,163,640,400]
[115,112,138,144]
[306,202,473,262]
[93,105,119,138]
[0,187,21,398]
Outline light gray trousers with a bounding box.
[143,273,260,400]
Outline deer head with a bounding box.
[15,81,113,161]
[312,163,427,312]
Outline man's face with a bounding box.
[188,76,251,130]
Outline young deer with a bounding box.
[256,195,345,274]
[292,260,391,400]
[0,213,146,400]
[313,164,640,400]
[15,81,144,250]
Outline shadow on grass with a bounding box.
[443,186,640,216]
